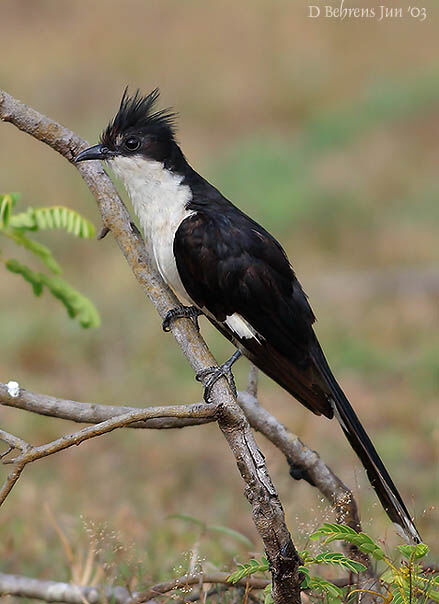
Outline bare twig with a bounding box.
[0,429,30,455]
[135,572,269,602]
[0,403,220,507]
[0,90,301,603]
[247,364,259,398]
[0,572,150,604]
[0,382,214,429]
[0,571,267,604]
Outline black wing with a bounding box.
[174,201,421,544]
[174,204,333,417]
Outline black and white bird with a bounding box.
[76,88,421,544]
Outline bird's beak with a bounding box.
[74,144,115,163]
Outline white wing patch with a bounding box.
[225,313,263,343]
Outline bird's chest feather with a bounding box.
[111,156,194,300]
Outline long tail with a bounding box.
[211,317,422,543]
[312,343,422,544]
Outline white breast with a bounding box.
[110,155,194,301]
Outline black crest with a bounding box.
[100,88,177,149]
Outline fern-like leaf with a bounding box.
[310,523,386,561]
[0,193,19,228]
[7,229,62,274]
[10,206,95,238]
[313,552,367,574]
[227,558,268,584]
[397,544,429,561]
[308,576,343,599]
[5,259,43,296]
[5,259,100,328]
[263,584,274,604]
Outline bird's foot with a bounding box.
[162,305,202,332]
[196,350,242,402]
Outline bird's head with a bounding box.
[75,88,178,168]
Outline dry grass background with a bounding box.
[1,0,438,592]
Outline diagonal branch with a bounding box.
[238,391,361,530]
[0,90,301,604]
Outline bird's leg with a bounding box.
[162,305,202,332]
[196,349,242,402]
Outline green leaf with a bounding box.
[207,525,253,548]
[7,229,62,273]
[5,258,43,295]
[5,259,100,328]
[310,523,386,561]
[0,194,13,228]
[308,576,343,599]
[391,586,410,604]
[263,584,274,604]
[310,523,358,540]
[427,586,439,603]
[227,558,268,584]
[298,566,311,589]
[314,552,367,573]
[10,206,95,238]
[397,543,429,560]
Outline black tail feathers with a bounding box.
[312,345,422,544]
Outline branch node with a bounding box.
[97,226,110,240]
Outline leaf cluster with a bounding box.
[310,523,438,604]
[0,193,99,328]
[227,524,437,603]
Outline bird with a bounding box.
[75,88,421,544]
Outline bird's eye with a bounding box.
[124,137,141,151]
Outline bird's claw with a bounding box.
[162,306,202,332]
[196,364,237,403]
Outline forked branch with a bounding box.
[0,402,219,507]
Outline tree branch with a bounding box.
[0,571,269,604]
[0,372,370,569]
[238,392,360,530]
[0,382,214,429]
[135,572,269,602]
[238,389,370,569]
[0,569,356,604]
[0,572,154,604]
[0,403,220,507]
[0,379,366,546]
[0,90,301,603]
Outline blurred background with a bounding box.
[1,0,438,589]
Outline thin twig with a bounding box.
[0,403,219,506]
[247,364,259,398]
[0,382,214,429]
[132,572,269,602]
[0,572,153,604]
